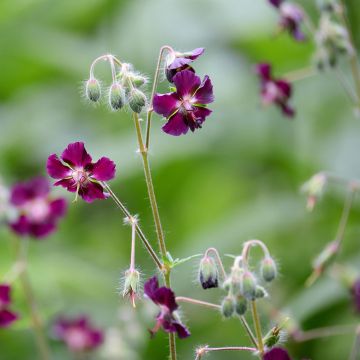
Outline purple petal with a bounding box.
[256,63,272,81]
[292,27,306,41]
[162,113,189,136]
[49,198,67,219]
[144,276,160,303]
[173,322,191,339]
[168,48,205,70]
[89,329,104,348]
[193,107,212,125]
[268,0,282,7]
[166,65,195,83]
[0,309,18,328]
[153,287,178,312]
[10,177,49,206]
[30,222,56,239]
[173,70,201,98]
[184,47,205,60]
[88,157,116,182]
[10,215,30,236]
[0,284,11,306]
[54,178,77,193]
[47,154,72,179]
[61,142,92,168]
[276,80,292,98]
[80,182,106,203]
[280,103,295,117]
[153,93,180,118]
[194,76,214,104]
[264,347,292,360]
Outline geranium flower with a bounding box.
[264,347,292,360]
[268,0,305,41]
[144,276,190,339]
[256,63,295,117]
[9,177,67,238]
[53,315,104,352]
[0,284,18,328]
[153,70,214,136]
[47,142,116,203]
[165,48,204,82]
[351,278,360,313]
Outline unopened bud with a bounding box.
[234,295,247,315]
[301,173,327,211]
[241,271,257,300]
[109,82,125,110]
[255,286,268,299]
[199,256,219,289]
[122,269,140,307]
[261,257,277,282]
[263,326,281,348]
[85,78,101,102]
[129,89,146,113]
[129,74,147,88]
[221,296,234,318]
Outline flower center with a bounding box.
[23,197,50,223]
[65,328,89,351]
[72,169,89,186]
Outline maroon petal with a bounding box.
[10,177,49,205]
[173,322,191,339]
[61,142,92,168]
[153,93,180,118]
[47,154,72,179]
[90,157,116,181]
[256,63,272,81]
[144,276,160,303]
[49,198,67,219]
[54,178,77,193]
[0,284,11,306]
[184,47,205,60]
[0,309,18,328]
[268,0,282,7]
[275,80,292,98]
[194,76,214,104]
[173,70,201,98]
[193,107,212,125]
[10,215,30,236]
[264,347,292,360]
[30,222,56,239]
[280,103,295,117]
[153,287,178,312]
[80,182,106,203]
[88,329,104,348]
[162,113,189,136]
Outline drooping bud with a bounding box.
[261,257,277,282]
[129,88,146,113]
[234,294,247,316]
[301,173,327,211]
[221,296,235,318]
[229,266,243,295]
[255,286,268,299]
[122,269,140,308]
[129,74,147,88]
[241,271,257,300]
[109,82,125,110]
[198,255,219,289]
[85,78,101,102]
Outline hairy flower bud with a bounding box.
[301,173,327,211]
[85,78,101,102]
[263,325,281,348]
[198,255,219,289]
[221,296,235,318]
[109,82,125,110]
[129,74,147,88]
[122,269,140,307]
[234,295,247,315]
[261,257,277,282]
[129,89,146,113]
[255,286,268,299]
[241,271,257,300]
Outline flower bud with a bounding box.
[85,78,101,102]
[234,295,247,316]
[198,255,219,289]
[129,74,147,88]
[109,82,125,110]
[261,257,277,282]
[255,286,268,299]
[122,269,140,307]
[301,173,327,211]
[241,271,257,300]
[263,326,281,348]
[129,89,146,113]
[221,296,234,318]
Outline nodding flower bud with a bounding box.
[221,296,235,318]
[129,88,146,114]
[241,271,257,300]
[198,255,219,289]
[122,269,140,308]
[85,78,101,102]
[261,257,277,282]
[263,325,282,348]
[255,286,268,299]
[129,74,147,88]
[235,295,247,316]
[109,82,125,110]
[301,173,327,211]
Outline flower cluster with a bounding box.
[153,48,214,136]
[0,284,18,328]
[9,177,67,239]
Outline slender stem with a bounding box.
[130,219,136,271]
[164,271,176,360]
[241,239,271,269]
[251,300,264,356]
[349,326,360,360]
[239,315,259,349]
[283,66,317,82]
[13,237,51,360]
[102,182,162,269]
[293,324,357,342]
[176,296,221,310]
[204,247,227,279]
[195,346,257,360]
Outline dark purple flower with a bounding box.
[144,276,190,339]
[153,70,214,136]
[0,284,18,328]
[268,0,305,41]
[165,48,205,83]
[9,177,67,239]
[53,315,104,352]
[47,142,116,203]
[256,63,295,118]
[351,278,360,313]
[263,347,292,360]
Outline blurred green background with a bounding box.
[1,0,360,359]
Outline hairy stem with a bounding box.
[176,296,221,310]
[195,346,257,360]
[251,300,264,356]
[239,315,259,349]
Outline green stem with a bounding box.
[239,315,259,350]
[251,300,264,356]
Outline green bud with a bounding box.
[255,286,267,299]
[85,78,101,102]
[229,266,243,295]
[129,88,146,113]
[263,326,281,348]
[261,257,277,282]
[241,271,257,300]
[109,82,125,110]
[122,269,140,307]
[221,296,234,318]
[199,256,219,289]
[301,173,327,211]
[234,295,247,315]
[222,278,232,292]
[130,74,147,88]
